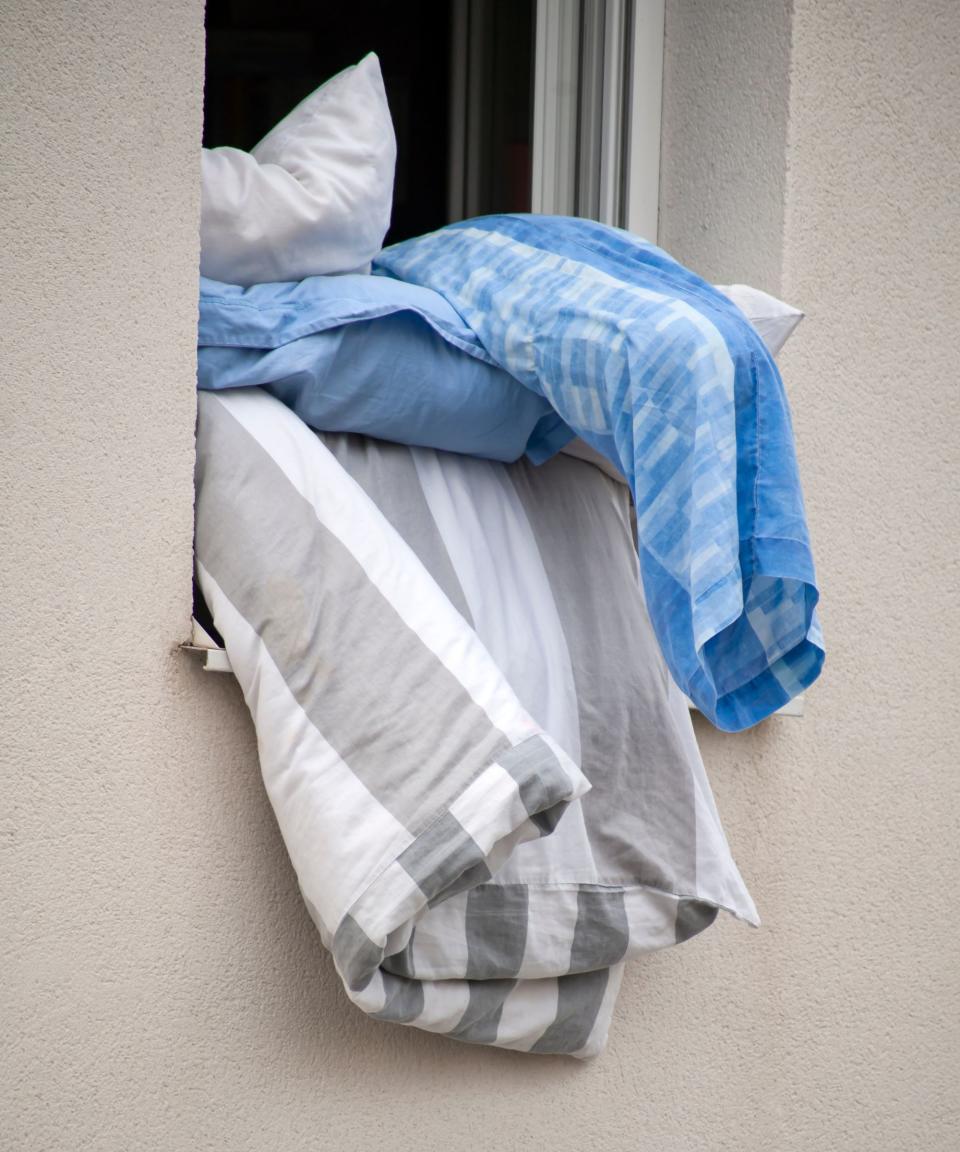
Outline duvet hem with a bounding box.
[331,733,588,996]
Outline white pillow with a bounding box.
[200,53,396,285]
[714,283,804,357]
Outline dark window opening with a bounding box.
[203,0,535,245]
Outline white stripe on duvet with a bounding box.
[411,449,582,763]
[413,979,473,1035]
[403,891,471,979]
[516,885,582,979]
[495,978,560,1051]
[413,449,600,888]
[197,562,413,929]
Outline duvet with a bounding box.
[195,388,757,1057]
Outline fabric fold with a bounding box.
[194,387,759,1058]
[331,733,588,997]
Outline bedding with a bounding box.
[197,272,800,476]
[198,214,822,730]
[197,273,571,463]
[194,387,758,1057]
[200,53,396,285]
[375,214,824,730]
[714,283,803,356]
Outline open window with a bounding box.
[202,0,664,240]
[192,0,666,652]
[191,3,808,717]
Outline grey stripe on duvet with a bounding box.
[530,969,610,1055]
[569,889,630,971]
[465,884,529,979]
[320,432,474,625]
[397,810,492,904]
[333,913,383,993]
[373,972,426,1024]
[332,734,581,992]
[675,898,719,944]
[454,886,628,980]
[449,980,517,1046]
[195,394,512,829]
[507,454,700,895]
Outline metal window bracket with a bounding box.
[180,617,234,674]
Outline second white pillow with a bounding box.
[714,282,804,357]
[200,53,397,285]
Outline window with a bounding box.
[202,0,663,241]
[531,0,663,239]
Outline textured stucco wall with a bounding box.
[659,1,960,1149]
[659,0,794,290]
[4,1,958,1150]
[772,5,960,1136]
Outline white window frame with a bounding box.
[531,0,664,241]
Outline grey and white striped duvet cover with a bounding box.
[195,388,757,1058]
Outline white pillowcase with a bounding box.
[714,282,804,356]
[200,53,397,286]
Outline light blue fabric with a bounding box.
[197,274,573,464]
[374,215,823,730]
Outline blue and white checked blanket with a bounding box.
[375,215,824,730]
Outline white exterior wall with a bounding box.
[658,1,960,1148]
[4,1,957,1149]
[659,0,793,290]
